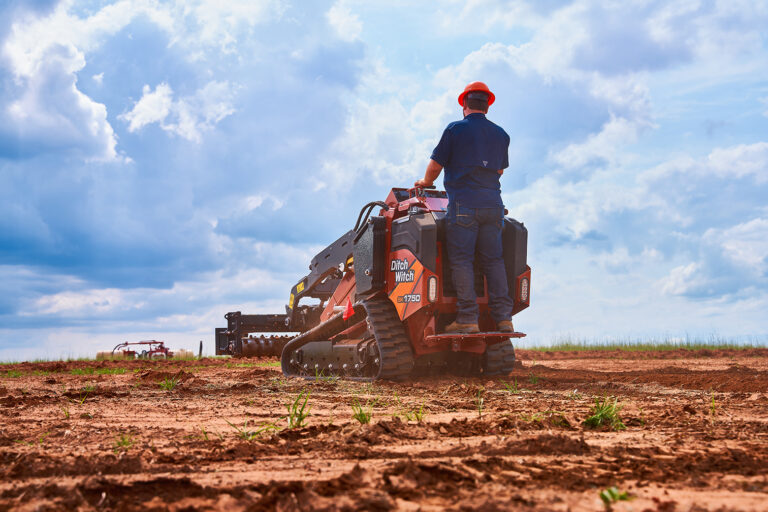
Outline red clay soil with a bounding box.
[0,349,766,511]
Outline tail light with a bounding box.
[427,276,438,302]
[519,277,529,303]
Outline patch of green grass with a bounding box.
[531,334,764,352]
[70,368,95,375]
[584,396,625,431]
[4,370,22,378]
[528,373,540,385]
[567,389,583,400]
[502,378,520,394]
[15,432,50,447]
[286,389,311,429]
[523,410,571,427]
[226,419,280,440]
[404,403,426,423]
[95,367,126,375]
[351,400,373,425]
[314,367,339,383]
[599,486,632,508]
[256,361,281,367]
[31,370,50,376]
[159,375,180,391]
[61,406,70,419]
[113,433,134,454]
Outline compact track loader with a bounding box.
[215,186,530,381]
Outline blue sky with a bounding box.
[1,0,767,360]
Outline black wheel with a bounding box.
[362,296,415,381]
[482,339,516,376]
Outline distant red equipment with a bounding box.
[111,340,173,359]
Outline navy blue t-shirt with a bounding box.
[430,113,510,208]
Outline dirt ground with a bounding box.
[1,348,766,511]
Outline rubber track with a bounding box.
[363,297,415,381]
[482,339,516,376]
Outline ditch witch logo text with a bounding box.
[390,258,415,283]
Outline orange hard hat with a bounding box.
[458,81,495,107]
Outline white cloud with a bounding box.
[705,143,768,184]
[120,81,236,142]
[326,0,362,42]
[0,0,282,160]
[643,142,768,185]
[33,288,127,315]
[551,115,643,169]
[704,218,768,274]
[119,83,173,132]
[92,72,104,85]
[661,262,703,296]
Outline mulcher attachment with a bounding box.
[281,296,414,382]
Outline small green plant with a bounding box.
[405,403,426,423]
[74,385,95,405]
[475,387,485,418]
[286,390,311,428]
[584,396,625,431]
[199,426,209,441]
[61,406,70,419]
[159,375,180,391]
[5,370,22,378]
[314,367,339,383]
[567,389,582,400]
[14,432,49,447]
[351,400,373,425]
[599,486,631,508]
[226,419,280,440]
[113,433,134,453]
[502,378,520,394]
[528,373,540,385]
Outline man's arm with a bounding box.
[414,159,443,187]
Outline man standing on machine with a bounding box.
[414,81,515,333]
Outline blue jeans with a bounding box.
[446,202,515,324]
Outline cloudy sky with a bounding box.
[1,0,767,360]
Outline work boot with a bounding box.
[445,321,480,334]
[497,320,515,333]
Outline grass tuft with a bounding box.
[113,433,134,454]
[159,375,180,391]
[599,486,632,508]
[351,400,373,425]
[502,378,520,394]
[475,387,485,418]
[226,419,280,440]
[286,390,311,429]
[584,396,625,431]
[405,403,426,423]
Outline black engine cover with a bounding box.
[354,216,387,296]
